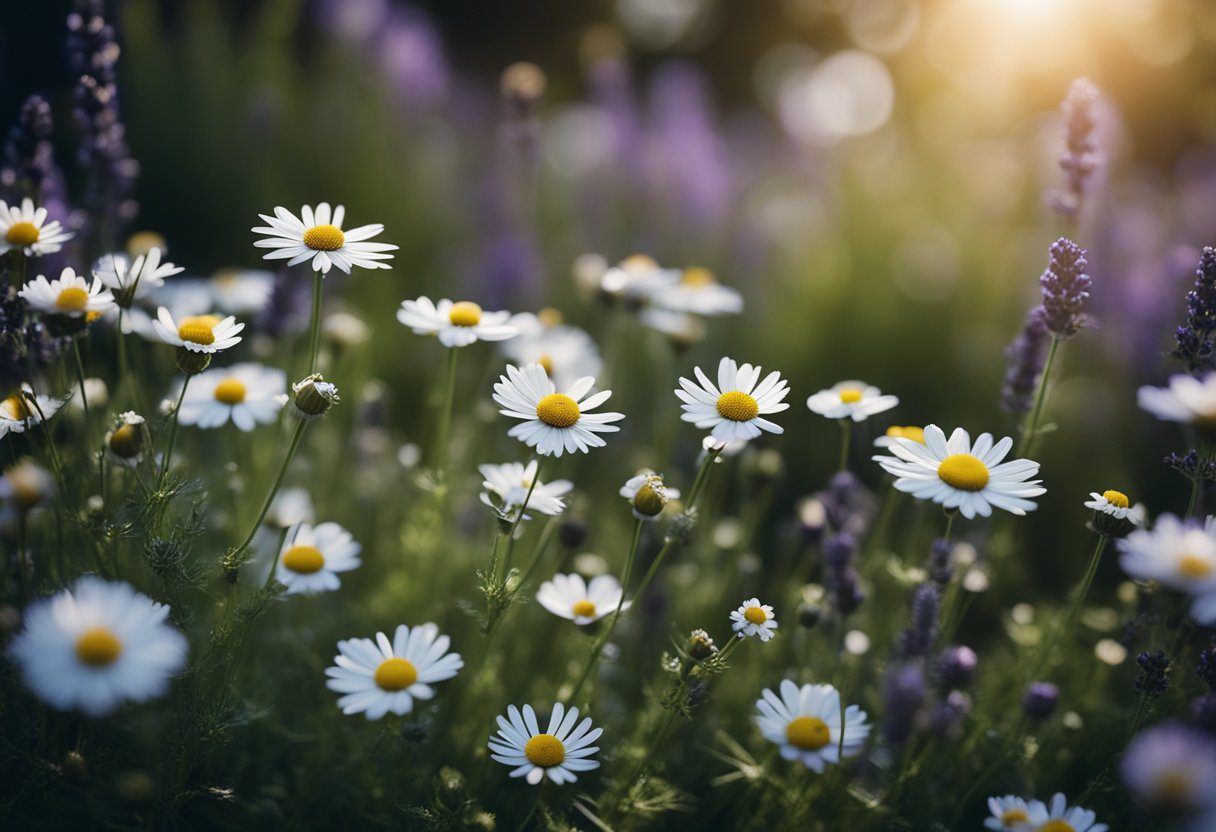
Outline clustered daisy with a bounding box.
[492,363,624,457]
[984,793,1107,832]
[95,247,184,305]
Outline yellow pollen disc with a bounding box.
[282,544,325,574]
[743,606,767,625]
[75,627,123,667]
[302,223,345,251]
[109,424,140,458]
[55,287,90,312]
[86,310,102,323]
[5,221,40,247]
[2,395,31,421]
[838,387,864,404]
[448,301,483,327]
[213,378,247,405]
[177,315,221,345]
[1000,809,1029,824]
[681,267,716,286]
[716,390,759,422]
[785,716,831,750]
[1038,822,1074,832]
[1154,770,1194,803]
[537,353,555,376]
[536,393,580,428]
[572,600,597,618]
[524,733,566,767]
[373,657,418,691]
[937,454,990,491]
[1178,554,1212,578]
[900,426,926,443]
[1102,489,1129,509]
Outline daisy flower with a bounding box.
[807,380,899,422]
[731,597,778,641]
[599,254,679,301]
[479,460,573,519]
[501,311,602,390]
[18,268,114,318]
[1084,489,1143,524]
[984,795,1040,830]
[1121,723,1216,829]
[873,424,1046,519]
[105,411,147,466]
[1021,793,1108,832]
[0,197,73,257]
[640,307,707,347]
[676,357,791,443]
[0,458,54,522]
[324,623,463,720]
[1118,515,1216,623]
[647,267,744,316]
[492,363,624,457]
[0,385,65,439]
[95,248,183,305]
[488,702,602,785]
[536,573,629,625]
[275,521,362,595]
[754,680,870,772]
[396,296,518,348]
[874,425,926,449]
[175,363,287,431]
[152,307,244,354]
[619,471,680,521]
[9,577,188,717]
[251,202,397,274]
[209,268,274,314]
[1138,372,1216,427]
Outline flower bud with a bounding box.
[174,347,211,375]
[633,483,666,518]
[687,628,718,660]
[106,412,146,461]
[292,373,340,419]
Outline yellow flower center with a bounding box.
[75,627,123,667]
[1102,489,1129,509]
[716,391,759,422]
[177,314,221,345]
[838,387,864,404]
[538,307,563,326]
[937,453,990,491]
[282,544,325,574]
[785,716,831,750]
[108,424,141,458]
[55,287,90,313]
[213,378,247,405]
[743,605,768,625]
[1154,769,1194,804]
[537,353,555,376]
[524,733,566,767]
[1038,822,1074,832]
[681,267,716,286]
[448,301,483,327]
[886,425,925,443]
[5,221,40,247]
[1178,554,1213,578]
[2,395,31,421]
[622,254,657,272]
[572,600,597,618]
[302,224,345,251]
[373,657,418,691]
[1000,809,1029,825]
[536,393,580,428]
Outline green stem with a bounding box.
[307,271,323,373]
[838,419,851,472]
[503,458,542,572]
[432,347,459,479]
[1031,534,1108,679]
[232,420,309,561]
[262,526,291,590]
[1186,476,1203,520]
[1017,335,1060,458]
[157,376,191,490]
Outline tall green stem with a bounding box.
[157,376,191,490]
[838,420,852,472]
[232,420,309,561]
[307,271,324,373]
[1017,335,1060,458]
[1032,534,1108,679]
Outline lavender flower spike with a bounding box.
[1001,305,1050,413]
[1050,78,1102,224]
[1172,247,1216,375]
[1040,237,1091,339]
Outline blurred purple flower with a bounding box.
[374,8,450,113]
[1040,237,1091,339]
[1172,247,1216,375]
[883,663,925,744]
[1001,306,1049,414]
[1049,78,1102,225]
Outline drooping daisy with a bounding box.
[984,795,1041,831]
[95,248,183,305]
[1021,793,1108,832]
[647,267,744,316]
[676,357,790,443]
[175,363,287,431]
[9,577,188,717]
[479,460,573,520]
[488,702,602,785]
[1138,372,1216,427]
[1084,489,1142,523]
[324,623,463,720]
[873,425,1046,519]
[1121,723,1216,829]
[874,425,926,449]
[396,297,518,348]
[0,197,74,257]
[754,680,870,773]
[152,307,244,354]
[502,311,602,390]
[1118,515,1216,623]
[731,597,778,641]
[492,363,625,457]
[807,381,899,422]
[536,573,629,625]
[275,521,362,595]
[18,268,114,318]
[252,203,397,274]
[0,385,65,439]
[619,471,680,521]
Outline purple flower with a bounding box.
[1022,682,1059,719]
[374,8,450,113]
[823,531,864,616]
[936,645,978,689]
[883,663,926,744]
[1191,694,1216,734]
[1001,306,1050,413]
[1,96,55,199]
[929,690,971,739]
[1039,237,1091,339]
[1136,650,1171,698]
[1172,247,1216,375]
[1122,723,1216,823]
[1049,78,1102,224]
[928,537,953,586]
[1198,642,1216,690]
[897,584,939,660]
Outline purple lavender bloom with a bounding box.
[1049,78,1102,225]
[929,690,971,739]
[820,470,873,536]
[471,230,542,309]
[1172,247,1216,375]
[898,584,940,660]
[1,96,55,199]
[1001,306,1050,413]
[1198,642,1216,690]
[1022,682,1059,719]
[314,0,390,45]
[928,537,953,586]
[1039,237,1091,339]
[0,279,68,390]
[1166,451,1216,484]
[587,53,645,189]
[1136,650,1171,697]
[936,645,978,689]
[883,663,926,744]
[255,268,311,338]
[374,8,450,113]
[1121,723,1216,824]
[822,532,864,616]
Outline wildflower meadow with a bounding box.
[5,1,1216,830]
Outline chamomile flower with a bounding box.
[324,623,463,720]
[1121,723,1216,829]
[275,522,362,595]
[536,573,629,625]
[754,680,870,773]
[640,308,706,347]
[619,471,680,521]
[252,202,397,274]
[873,425,925,449]
[492,363,624,457]
[1138,372,1216,427]
[1022,793,1108,832]
[0,197,73,257]
[176,363,287,431]
[676,357,790,443]
[501,311,602,390]
[807,381,899,422]
[95,248,183,305]
[9,577,188,717]
[985,795,1040,830]
[479,460,573,519]
[873,425,1046,519]
[599,254,679,302]
[731,597,778,641]
[0,385,65,439]
[648,267,744,316]
[1118,515,1216,623]
[1084,490,1142,523]
[105,411,147,466]
[18,268,114,318]
[152,308,244,354]
[0,458,54,522]
[488,702,602,785]
[396,296,518,348]
[209,268,274,314]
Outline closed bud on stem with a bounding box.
[292,373,340,419]
[174,347,211,375]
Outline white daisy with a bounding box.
[0,385,65,439]
[873,424,1046,519]
[252,202,397,274]
[492,363,625,457]
[731,597,778,641]
[176,362,287,431]
[18,268,114,318]
[1118,515,1216,623]
[115,279,213,339]
[675,357,790,443]
[807,380,899,422]
[479,460,573,519]
[1022,793,1108,832]
[1084,489,1143,523]
[873,425,926,449]
[9,577,188,717]
[152,307,244,354]
[647,267,743,316]
[275,521,362,595]
[619,471,680,521]
[0,458,54,521]
[94,248,183,305]
[754,680,870,773]
[267,486,314,529]
[396,297,518,348]
[639,307,707,347]
[985,795,1041,831]
[488,702,602,785]
[209,268,274,314]
[502,311,602,391]
[324,623,463,720]
[599,254,680,301]
[0,197,74,257]
[536,573,629,625]
[1138,372,1216,427]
